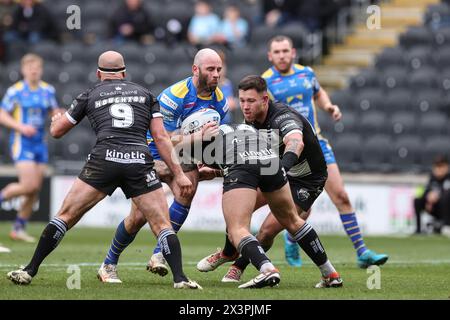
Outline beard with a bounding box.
[198,71,217,93]
[276,59,293,73]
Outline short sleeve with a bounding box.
[148,93,162,119]
[157,89,182,132]
[1,87,17,112]
[66,90,88,124]
[307,67,321,95]
[47,85,59,110]
[271,108,304,140]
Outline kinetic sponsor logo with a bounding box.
[105,149,146,164]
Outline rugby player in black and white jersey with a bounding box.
[197,75,343,288]
[7,51,201,289]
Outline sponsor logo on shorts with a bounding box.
[238,148,277,161]
[105,149,146,164]
[296,188,310,202]
[146,171,159,187]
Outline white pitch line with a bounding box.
[0,260,449,269]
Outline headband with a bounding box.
[97,66,126,73]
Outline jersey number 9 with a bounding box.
[109,103,134,128]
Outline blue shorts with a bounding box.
[318,136,336,165]
[148,141,161,160]
[10,139,48,163]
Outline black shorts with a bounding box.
[288,172,327,212]
[79,141,162,199]
[222,164,288,193]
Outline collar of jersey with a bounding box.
[273,66,295,76]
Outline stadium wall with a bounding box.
[50,176,419,235]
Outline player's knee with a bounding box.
[22,183,40,196]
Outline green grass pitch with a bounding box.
[0,223,449,300]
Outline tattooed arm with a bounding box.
[281,132,304,171]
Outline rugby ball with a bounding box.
[181,109,221,135]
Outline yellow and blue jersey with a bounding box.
[1,80,58,162]
[148,76,228,159]
[262,64,321,134]
[262,64,336,165]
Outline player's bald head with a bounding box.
[97,51,126,80]
[98,51,125,69]
[193,48,221,67]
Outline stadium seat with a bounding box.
[251,44,272,70]
[354,88,384,112]
[58,62,88,84]
[229,46,254,65]
[59,129,96,161]
[384,89,413,112]
[279,23,308,48]
[390,111,417,135]
[57,82,88,106]
[4,43,28,63]
[333,133,362,172]
[85,42,114,63]
[408,67,439,90]
[421,135,450,168]
[60,42,88,63]
[228,64,259,90]
[30,41,61,63]
[331,89,354,112]
[82,1,112,22]
[359,111,387,136]
[380,67,408,91]
[172,62,194,82]
[42,62,60,84]
[391,135,423,172]
[360,135,393,172]
[150,83,168,97]
[418,111,449,136]
[169,45,196,65]
[399,26,434,49]
[123,63,146,84]
[250,25,281,47]
[411,89,444,113]
[375,47,406,70]
[331,110,358,136]
[5,62,21,83]
[144,43,171,65]
[145,64,172,86]
[162,1,195,25]
[316,110,335,138]
[434,26,450,46]
[435,45,450,68]
[83,21,110,43]
[439,67,450,94]
[116,42,146,65]
[406,46,435,70]
[349,69,381,90]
